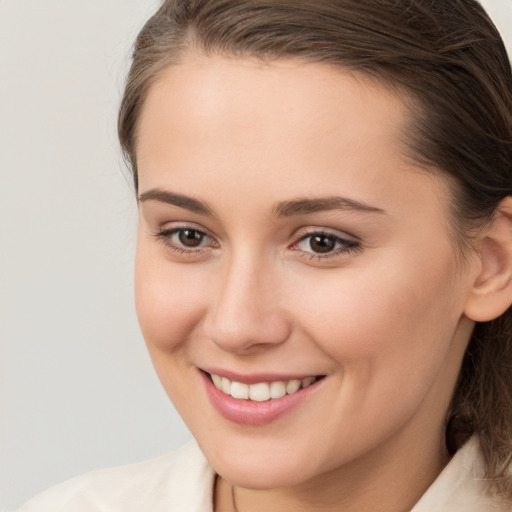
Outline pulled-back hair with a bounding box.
[118,0,512,500]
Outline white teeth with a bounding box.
[221,377,231,395]
[269,381,287,399]
[249,382,271,402]
[286,379,301,394]
[210,373,318,401]
[302,376,314,388]
[211,374,222,390]
[230,381,249,400]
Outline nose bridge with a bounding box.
[206,245,290,353]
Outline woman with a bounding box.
[19,0,512,510]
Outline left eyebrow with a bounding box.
[273,196,386,217]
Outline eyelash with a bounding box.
[153,227,216,256]
[153,226,361,260]
[292,230,361,261]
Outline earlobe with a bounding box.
[464,197,512,323]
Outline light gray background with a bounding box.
[1,0,511,510]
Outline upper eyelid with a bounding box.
[296,232,353,244]
[293,226,360,243]
[157,222,217,239]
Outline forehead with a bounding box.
[136,54,449,221]
[137,54,411,168]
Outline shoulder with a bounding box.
[17,440,215,512]
[412,436,511,512]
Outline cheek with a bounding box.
[294,247,464,377]
[134,243,208,352]
[284,251,467,454]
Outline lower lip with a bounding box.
[201,371,322,426]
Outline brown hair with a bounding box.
[118,0,512,500]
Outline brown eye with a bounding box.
[178,229,205,247]
[296,231,360,258]
[309,234,337,253]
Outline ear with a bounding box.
[464,197,512,322]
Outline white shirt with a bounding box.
[18,436,508,511]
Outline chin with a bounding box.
[196,434,325,490]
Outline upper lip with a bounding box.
[199,367,324,385]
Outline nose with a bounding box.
[204,252,292,354]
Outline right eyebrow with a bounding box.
[138,188,216,217]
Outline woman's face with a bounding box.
[135,55,477,489]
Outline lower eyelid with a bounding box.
[292,232,362,257]
[299,243,362,260]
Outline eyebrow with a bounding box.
[138,188,386,218]
[138,189,215,216]
[273,197,386,217]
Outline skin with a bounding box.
[134,55,482,512]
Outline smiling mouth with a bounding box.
[207,372,324,402]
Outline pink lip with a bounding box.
[200,370,324,426]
